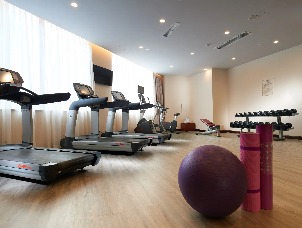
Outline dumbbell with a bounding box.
[279,123,289,131]
[275,110,283,116]
[241,121,248,128]
[238,121,244,128]
[232,121,240,128]
[271,122,278,130]
[282,109,292,116]
[249,121,256,129]
[269,110,277,116]
[286,123,293,128]
[290,109,297,114]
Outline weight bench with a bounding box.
[196,119,221,137]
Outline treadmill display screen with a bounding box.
[74,83,94,97]
[0,68,24,85]
[111,91,126,101]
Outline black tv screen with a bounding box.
[93,64,113,86]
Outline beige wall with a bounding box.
[228,44,302,136]
[190,70,213,130]
[163,70,214,130]
[212,68,228,130]
[164,76,191,129]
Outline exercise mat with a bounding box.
[256,124,273,210]
[240,133,261,212]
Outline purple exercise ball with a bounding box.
[178,145,247,218]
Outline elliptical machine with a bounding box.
[156,102,180,133]
[134,86,171,140]
[134,86,158,134]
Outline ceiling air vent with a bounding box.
[163,22,181,37]
[215,31,252,49]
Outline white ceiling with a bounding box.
[6,0,302,76]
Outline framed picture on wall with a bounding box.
[262,79,274,96]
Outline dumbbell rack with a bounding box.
[230,109,299,140]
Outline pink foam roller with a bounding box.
[241,191,261,212]
[256,124,273,210]
[240,133,261,212]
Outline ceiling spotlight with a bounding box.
[274,40,279,44]
[159,19,166,23]
[169,65,174,68]
[146,48,150,51]
[225,31,230,35]
[190,52,195,55]
[139,46,144,49]
[248,14,260,20]
[232,57,236,60]
[70,2,78,7]
[203,68,208,71]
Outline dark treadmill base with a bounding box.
[0,148,101,182]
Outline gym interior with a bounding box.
[1,1,302,227]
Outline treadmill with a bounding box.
[0,68,101,182]
[60,83,150,154]
[101,87,171,144]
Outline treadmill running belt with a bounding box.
[0,148,101,181]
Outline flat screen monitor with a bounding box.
[93,64,113,86]
[138,85,144,94]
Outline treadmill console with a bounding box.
[0,68,24,85]
[73,83,95,99]
[111,91,127,101]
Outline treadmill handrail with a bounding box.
[0,83,71,106]
[69,97,108,110]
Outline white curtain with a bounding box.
[112,54,155,131]
[0,0,92,147]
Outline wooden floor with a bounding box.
[0,132,301,228]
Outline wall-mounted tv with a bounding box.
[93,64,113,86]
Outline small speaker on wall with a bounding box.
[93,64,113,86]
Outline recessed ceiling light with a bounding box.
[274,40,279,44]
[139,45,144,49]
[146,48,150,51]
[203,68,208,71]
[71,2,78,7]
[232,57,236,60]
[159,19,166,23]
[225,31,230,35]
[190,52,195,55]
[169,65,174,68]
